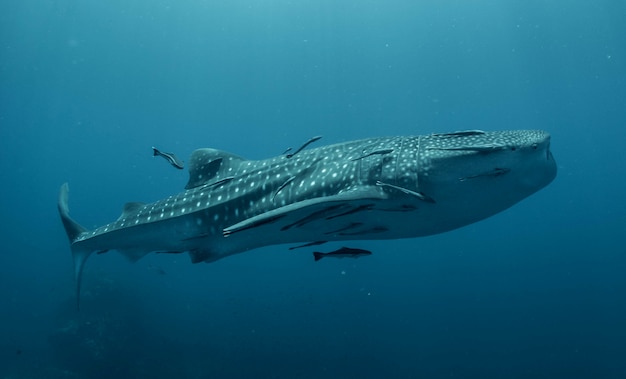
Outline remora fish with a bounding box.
[152,146,184,169]
[59,130,557,306]
[313,247,372,261]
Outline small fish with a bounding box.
[152,147,184,169]
[376,181,436,203]
[285,136,322,158]
[313,247,372,261]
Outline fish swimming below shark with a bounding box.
[59,129,557,307]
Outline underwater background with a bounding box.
[1,1,625,378]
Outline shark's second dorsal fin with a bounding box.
[185,148,246,189]
[118,202,146,220]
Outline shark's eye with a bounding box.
[511,147,517,151]
[532,143,538,150]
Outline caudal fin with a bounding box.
[58,183,93,309]
[58,183,86,242]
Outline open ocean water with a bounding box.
[1,1,625,378]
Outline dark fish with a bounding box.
[152,147,184,169]
[285,136,322,158]
[313,247,372,261]
[376,181,436,203]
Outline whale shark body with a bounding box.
[59,130,556,304]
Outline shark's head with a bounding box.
[409,130,557,233]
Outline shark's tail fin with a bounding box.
[58,183,93,309]
[58,183,86,241]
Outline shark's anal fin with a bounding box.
[58,183,93,310]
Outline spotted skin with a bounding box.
[59,130,556,306]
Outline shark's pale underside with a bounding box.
[59,130,557,304]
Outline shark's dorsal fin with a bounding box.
[185,148,246,189]
[118,202,146,220]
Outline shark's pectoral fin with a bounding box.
[223,186,388,237]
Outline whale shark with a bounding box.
[59,129,556,305]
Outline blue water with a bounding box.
[1,1,625,378]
